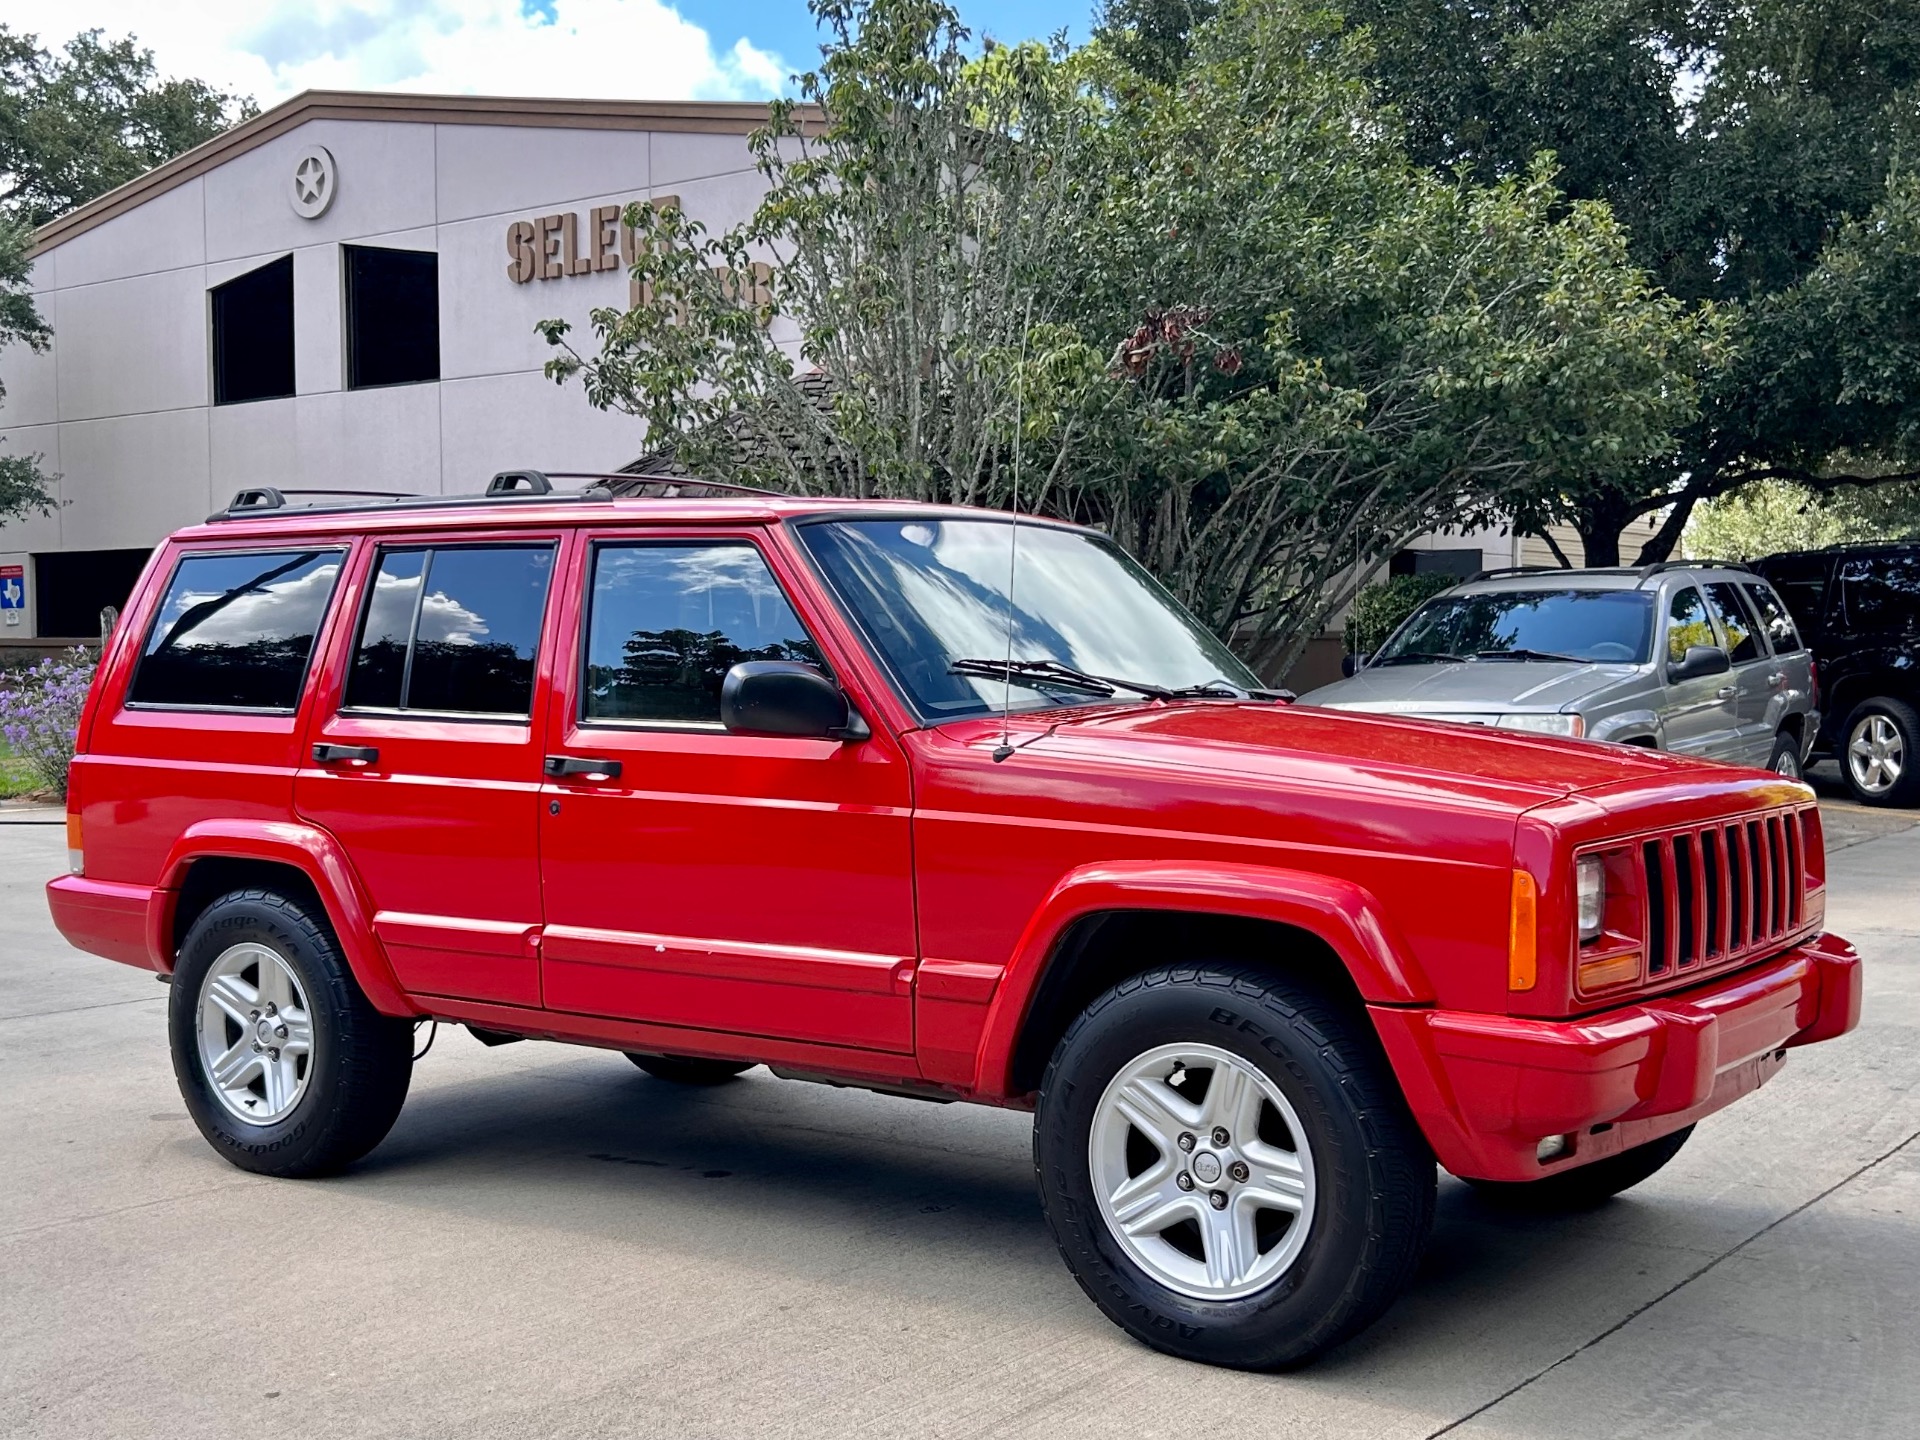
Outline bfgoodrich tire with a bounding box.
[1467,1125,1694,1211]
[1034,964,1436,1369]
[169,889,413,1178]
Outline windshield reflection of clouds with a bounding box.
[805,520,1256,717]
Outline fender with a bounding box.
[1588,708,1663,747]
[152,819,418,1017]
[971,860,1433,1098]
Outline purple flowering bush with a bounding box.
[0,648,97,799]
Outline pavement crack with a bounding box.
[0,995,165,1023]
[1424,1124,1920,1439]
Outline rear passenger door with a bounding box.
[1702,581,1774,765]
[294,535,561,1008]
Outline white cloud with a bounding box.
[7,0,790,105]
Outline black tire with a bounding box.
[1033,964,1436,1370]
[1767,729,1805,781]
[624,1053,755,1085]
[1466,1124,1694,1211]
[1840,698,1920,807]
[169,889,413,1178]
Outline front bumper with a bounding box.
[1371,932,1861,1182]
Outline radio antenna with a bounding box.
[992,294,1033,764]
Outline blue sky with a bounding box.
[9,1,1093,106]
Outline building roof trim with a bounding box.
[30,88,810,258]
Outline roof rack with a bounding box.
[207,470,791,522]
[1465,564,1641,583]
[1634,557,1751,583]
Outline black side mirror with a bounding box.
[1341,652,1369,678]
[1668,644,1731,682]
[721,661,869,741]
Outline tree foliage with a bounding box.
[1686,476,1920,561]
[0,218,53,523]
[0,25,256,228]
[545,0,1709,673]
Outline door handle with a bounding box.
[312,743,379,767]
[1715,686,1737,700]
[543,754,623,782]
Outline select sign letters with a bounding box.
[505,197,773,319]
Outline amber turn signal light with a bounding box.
[66,812,83,876]
[1508,870,1538,991]
[1578,951,1643,992]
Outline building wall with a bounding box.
[0,113,779,636]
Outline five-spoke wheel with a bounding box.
[1842,700,1920,807]
[196,942,317,1125]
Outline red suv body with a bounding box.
[48,482,1861,1368]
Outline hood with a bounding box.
[1298,660,1638,716]
[991,698,1712,813]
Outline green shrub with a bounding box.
[1344,573,1459,655]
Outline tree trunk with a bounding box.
[1571,487,1633,568]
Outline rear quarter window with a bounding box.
[128,549,344,711]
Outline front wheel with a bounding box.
[169,889,413,1177]
[1034,964,1435,1370]
[1767,729,1805,781]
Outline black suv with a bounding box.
[1754,542,1920,806]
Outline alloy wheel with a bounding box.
[195,942,316,1126]
[1773,746,1803,780]
[1848,713,1906,797]
[1089,1042,1316,1301]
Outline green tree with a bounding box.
[0,219,53,523]
[1686,476,1920,560]
[0,26,256,228]
[1339,0,1920,564]
[545,0,1709,674]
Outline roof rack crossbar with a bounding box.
[1464,564,1640,583]
[1635,557,1752,583]
[205,471,795,523]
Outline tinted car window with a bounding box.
[1376,589,1654,665]
[583,543,822,725]
[1704,583,1762,663]
[1743,583,1803,654]
[1841,554,1920,632]
[344,545,553,716]
[1757,555,1831,635]
[1667,586,1716,666]
[130,550,343,710]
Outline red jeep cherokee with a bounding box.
[48,474,1861,1368]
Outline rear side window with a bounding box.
[582,542,822,725]
[1704,583,1762,664]
[344,545,555,716]
[1743,583,1803,654]
[1666,586,1715,666]
[129,550,344,710]
[1841,554,1920,632]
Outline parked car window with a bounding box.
[129,550,344,710]
[1840,555,1920,632]
[1757,555,1831,635]
[582,542,823,725]
[1742,583,1803,654]
[1375,589,1654,666]
[1666,586,1717,666]
[798,518,1259,719]
[343,545,554,716]
[1704,583,1762,663]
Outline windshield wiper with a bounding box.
[1372,651,1467,667]
[949,658,1172,700]
[1475,649,1586,664]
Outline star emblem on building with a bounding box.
[294,156,329,206]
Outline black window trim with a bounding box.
[574,534,831,735]
[338,539,558,722]
[125,545,347,716]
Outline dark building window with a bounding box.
[1390,547,1483,579]
[129,550,344,710]
[210,256,295,405]
[345,545,554,716]
[33,548,154,639]
[345,245,440,389]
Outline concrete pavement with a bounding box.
[1,818,1915,1439]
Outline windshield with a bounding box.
[797,517,1260,719]
[1375,588,1656,666]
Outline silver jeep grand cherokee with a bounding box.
[1301,562,1820,777]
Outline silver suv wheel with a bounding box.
[195,941,316,1126]
[1090,1041,1316,1300]
[1848,712,1906,797]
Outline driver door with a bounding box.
[535,528,918,1052]
[1660,583,1739,759]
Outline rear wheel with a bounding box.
[1033,964,1435,1369]
[624,1053,755,1085]
[1843,699,1920,807]
[1467,1125,1694,1211]
[169,889,413,1177]
[1767,729,1804,781]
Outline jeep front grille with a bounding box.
[1641,809,1806,978]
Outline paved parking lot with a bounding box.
[2,805,1916,1440]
